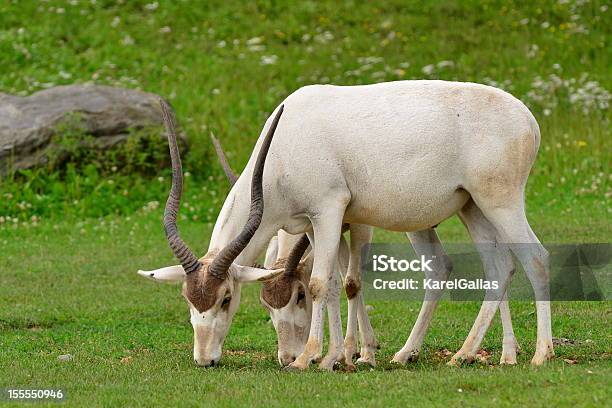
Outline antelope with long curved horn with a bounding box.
[139,80,552,369]
[139,100,285,366]
[210,137,380,368]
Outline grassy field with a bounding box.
[1,214,610,407]
[0,0,610,407]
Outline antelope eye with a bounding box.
[296,288,305,303]
[221,296,231,306]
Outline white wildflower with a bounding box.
[437,60,454,69]
[248,44,265,52]
[422,64,435,75]
[246,37,263,45]
[380,19,393,29]
[121,35,134,46]
[314,31,334,44]
[142,201,159,212]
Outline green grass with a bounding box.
[0,212,610,407]
[0,0,610,406]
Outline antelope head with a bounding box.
[260,232,314,366]
[210,136,316,366]
[138,100,285,367]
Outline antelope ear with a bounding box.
[302,251,314,273]
[137,265,186,282]
[264,236,279,268]
[232,265,284,283]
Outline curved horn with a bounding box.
[209,105,285,278]
[159,99,202,275]
[283,234,310,277]
[284,224,348,277]
[210,132,239,186]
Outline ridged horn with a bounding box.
[283,224,348,276]
[283,234,310,277]
[159,98,202,275]
[210,132,239,186]
[208,105,285,278]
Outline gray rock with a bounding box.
[0,84,182,174]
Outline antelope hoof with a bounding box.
[500,337,521,365]
[320,348,345,371]
[356,352,377,367]
[319,356,338,371]
[355,345,377,366]
[500,344,519,365]
[499,352,518,365]
[343,337,358,365]
[284,360,310,371]
[391,349,418,365]
[530,343,555,366]
[448,352,475,367]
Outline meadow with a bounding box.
[0,0,610,406]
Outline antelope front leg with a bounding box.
[287,209,345,371]
[343,225,376,367]
[319,269,345,371]
[355,293,378,366]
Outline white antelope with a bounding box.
[211,138,521,367]
[207,140,379,369]
[138,80,553,369]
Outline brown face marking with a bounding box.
[261,258,306,309]
[344,276,361,300]
[182,253,226,313]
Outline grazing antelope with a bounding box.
[139,80,552,369]
[211,138,521,366]
[209,138,379,369]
